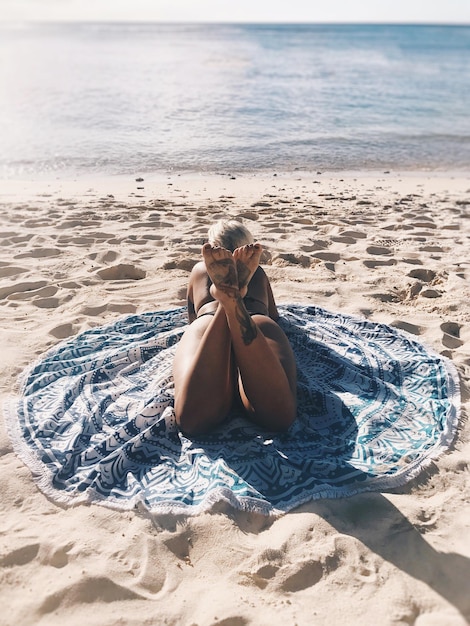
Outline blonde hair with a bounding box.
[207,220,254,252]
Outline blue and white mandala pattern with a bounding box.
[5,305,461,515]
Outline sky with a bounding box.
[1,0,470,24]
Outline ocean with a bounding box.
[0,22,469,177]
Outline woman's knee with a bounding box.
[268,399,297,432]
[245,391,296,433]
[175,402,230,437]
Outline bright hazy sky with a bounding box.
[1,0,469,24]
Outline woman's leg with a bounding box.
[236,314,297,430]
[206,244,297,432]
[172,305,236,435]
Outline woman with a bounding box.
[172,220,297,435]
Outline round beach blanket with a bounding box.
[6,304,460,515]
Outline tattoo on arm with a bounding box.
[235,296,258,345]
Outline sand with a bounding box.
[0,171,469,626]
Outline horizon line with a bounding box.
[2,19,470,26]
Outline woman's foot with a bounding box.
[202,243,240,303]
[233,243,263,297]
[203,243,259,346]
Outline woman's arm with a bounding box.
[266,276,279,321]
[187,273,197,323]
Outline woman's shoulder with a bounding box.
[190,261,207,278]
[254,265,270,281]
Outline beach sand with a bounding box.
[1,171,469,626]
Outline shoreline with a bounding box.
[1,170,469,625]
[1,168,469,202]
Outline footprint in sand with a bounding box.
[108,303,137,314]
[54,219,87,230]
[292,217,314,225]
[163,530,193,564]
[300,244,318,253]
[340,230,367,239]
[390,320,423,336]
[272,253,312,267]
[411,220,437,229]
[49,323,77,339]
[248,563,280,588]
[420,288,442,299]
[0,230,18,240]
[366,245,393,256]
[39,577,145,614]
[363,259,397,269]
[131,536,175,595]
[80,304,108,316]
[0,543,40,567]
[141,234,165,244]
[14,248,61,259]
[260,249,272,264]
[331,235,357,244]
[212,618,250,626]
[419,244,445,253]
[97,264,146,280]
[401,257,423,266]
[276,559,323,592]
[406,282,423,299]
[0,265,28,278]
[9,286,58,301]
[33,297,60,309]
[23,218,52,228]
[239,548,283,590]
[88,250,119,263]
[251,201,272,208]
[13,234,43,244]
[370,292,400,303]
[69,236,96,246]
[441,321,464,349]
[236,211,259,221]
[0,280,48,300]
[59,281,81,289]
[312,251,341,263]
[407,268,436,282]
[412,508,440,534]
[163,257,198,271]
[129,221,158,229]
[38,541,74,568]
[305,239,330,251]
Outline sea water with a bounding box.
[0,22,469,177]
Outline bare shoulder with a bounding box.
[254,266,271,288]
[189,261,208,283]
[188,260,208,295]
[187,261,208,322]
[258,266,279,321]
[191,260,207,275]
[256,266,269,279]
